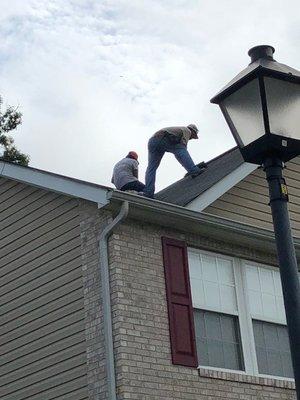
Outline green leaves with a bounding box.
[0,96,29,166]
[1,145,30,165]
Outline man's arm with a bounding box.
[181,128,192,146]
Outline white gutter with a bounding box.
[98,201,129,400]
[107,190,300,257]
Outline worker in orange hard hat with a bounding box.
[111,151,145,192]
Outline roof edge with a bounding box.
[187,162,257,212]
[0,161,110,206]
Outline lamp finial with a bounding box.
[248,45,275,63]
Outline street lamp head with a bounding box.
[211,45,300,165]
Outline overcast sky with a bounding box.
[0,0,299,191]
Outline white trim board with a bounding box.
[0,161,109,206]
[187,162,257,212]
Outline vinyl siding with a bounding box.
[0,177,88,400]
[204,157,300,238]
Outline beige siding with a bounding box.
[204,157,300,238]
[0,178,88,400]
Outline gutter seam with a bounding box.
[98,201,129,400]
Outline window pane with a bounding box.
[256,349,268,374]
[206,312,222,340]
[202,254,218,282]
[188,251,237,313]
[194,309,244,371]
[217,258,235,284]
[204,282,220,309]
[245,264,286,323]
[253,320,293,378]
[208,340,224,368]
[267,351,283,377]
[260,268,274,294]
[221,314,237,342]
[282,353,294,378]
[277,325,290,352]
[220,285,237,311]
[188,253,202,279]
[190,278,205,306]
[246,266,260,290]
[224,343,242,371]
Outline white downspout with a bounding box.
[98,201,129,400]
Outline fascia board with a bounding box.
[108,190,300,261]
[186,162,257,212]
[0,161,110,206]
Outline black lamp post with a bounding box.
[211,45,300,398]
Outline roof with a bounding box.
[155,147,245,206]
[0,147,255,211]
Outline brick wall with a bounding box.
[80,201,296,399]
[109,218,296,400]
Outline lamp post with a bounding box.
[211,45,300,398]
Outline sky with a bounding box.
[0,0,299,191]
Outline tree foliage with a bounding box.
[0,96,29,166]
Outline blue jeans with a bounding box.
[144,136,200,198]
[121,180,145,192]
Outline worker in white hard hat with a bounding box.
[143,124,206,198]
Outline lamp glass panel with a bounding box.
[222,78,265,147]
[264,77,300,140]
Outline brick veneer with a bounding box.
[80,200,296,399]
[79,200,112,399]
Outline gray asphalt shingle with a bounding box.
[155,147,244,206]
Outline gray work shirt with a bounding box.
[154,126,193,146]
[111,158,138,190]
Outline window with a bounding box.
[188,249,293,379]
[189,251,244,371]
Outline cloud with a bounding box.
[0,0,299,190]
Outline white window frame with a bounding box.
[188,248,294,381]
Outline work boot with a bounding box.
[190,169,205,178]
[197,161,208,169]
[184,162,207,178]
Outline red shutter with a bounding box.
[161,237,198,367]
